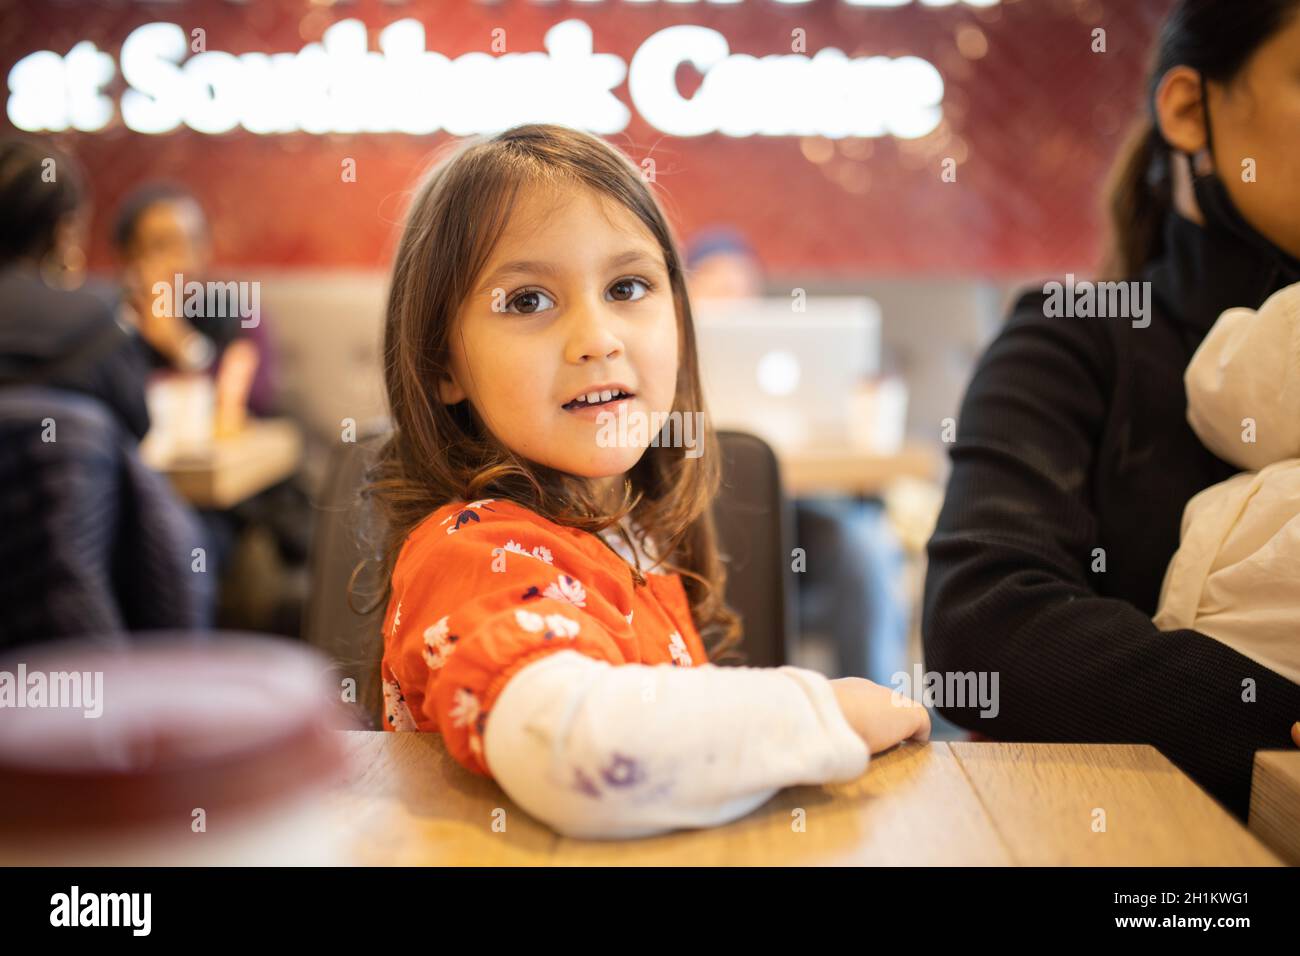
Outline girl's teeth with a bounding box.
[567,389,628,408]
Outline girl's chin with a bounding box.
[553,448,647,480]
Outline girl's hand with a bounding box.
[829,676,931,754]
[1291,721,1300,748]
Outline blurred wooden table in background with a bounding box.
[780,442,940,497]
[325,732,1281,866]
[143,417,302,508]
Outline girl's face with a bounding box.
[1211,11,1300,259]
[440,183,680,491]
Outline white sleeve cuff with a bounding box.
[775,665,872,780]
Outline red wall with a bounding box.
[1,0,1174,277]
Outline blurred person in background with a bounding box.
[0,137,213,645]
[113,183,277,424]
[684,227,766,302]
[0,138,148,437]
[685,227,909,684]
[113,184,311,636]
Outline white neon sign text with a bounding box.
[8,19,944,139]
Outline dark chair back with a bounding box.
[712,430,794,668]
[301,435,386,725]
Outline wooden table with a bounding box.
[324,732,1281,866]
[779,443,940,497]
[142,417,303,508]
[1249,751,1300,866]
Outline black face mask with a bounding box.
[1191,169,1294,273]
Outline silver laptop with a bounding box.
[692,296,881,451]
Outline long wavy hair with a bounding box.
[358,124,743,687]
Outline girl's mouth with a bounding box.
[562,388,634,413]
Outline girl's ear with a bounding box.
[438,375,467,405]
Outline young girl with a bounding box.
[367,124,929,840]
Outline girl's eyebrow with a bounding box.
[477,248,663,294]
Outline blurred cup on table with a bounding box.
[141,373,215,464]
[847,373,909,455]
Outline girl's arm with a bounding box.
[383,500,871,838]
[484,650,868,840]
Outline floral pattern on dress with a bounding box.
[422,615,459,671]
[382,676,419,731]
[668,631,692,667]
[515,608,581,640]
[383,496,710,782]
[441,499,497,535]
[469,711,490,760]
[449,687,480,730]
[442,691,489,760]
[543,574,586,607]
[501,540,554,564]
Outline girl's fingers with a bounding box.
[877,708,928,753]
[1291,721,1300,748]
[912,710,932,742]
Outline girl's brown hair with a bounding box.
[1101,0,1300,279]
[354,124,742,706]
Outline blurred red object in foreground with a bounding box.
[0,632,354,865]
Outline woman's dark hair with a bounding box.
[0,137,86,266]
[1102,0,1300,278]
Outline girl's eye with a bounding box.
[607,277,652,302]
[505,289,556,315]
[503,278,652,313]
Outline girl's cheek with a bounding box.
[655,340,680,408]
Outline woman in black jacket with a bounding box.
[923,0,1300,820]
[0,138,150,438]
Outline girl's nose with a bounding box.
[563,301,625,364]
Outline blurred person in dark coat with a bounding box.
[0,139,148,436]
[0,137,213,645]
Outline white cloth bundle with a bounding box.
[1155,282,1300,683]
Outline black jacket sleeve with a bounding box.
[922,299,1300,820]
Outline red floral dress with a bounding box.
[380,498,709,777]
